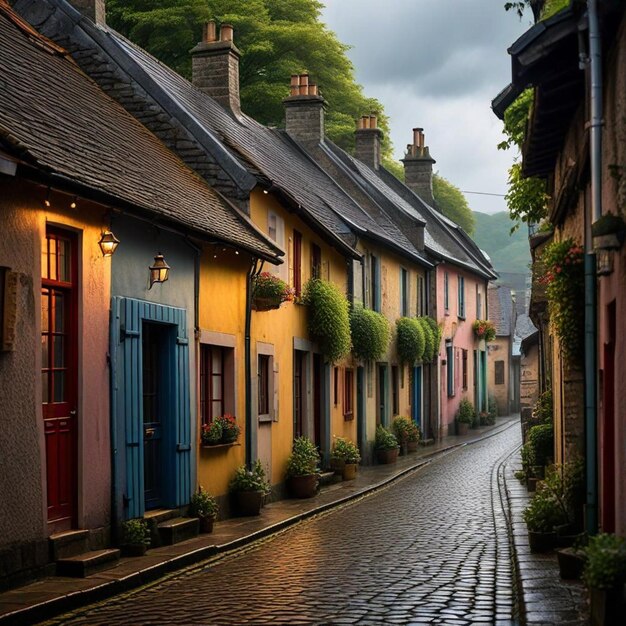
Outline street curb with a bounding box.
[1,418,519,626]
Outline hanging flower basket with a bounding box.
[472,319,496,342]
[251,272,294,312]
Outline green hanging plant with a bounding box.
[350,306,390,361]
[303,279,351,363]
[417,317,434,363]
[424,316,442,360]
[537,239,584,360]
[395,317,425,365]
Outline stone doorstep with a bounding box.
[318,471,340,487]
[48,530,89,561]
[157,517,199,547]
[143,508,179,526]
[55,550,120,579]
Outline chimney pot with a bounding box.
[369,114,377,129]
[402,127,436,205]
[354,114,383,169]
[203,21,217,43]
[308,84,318,96]
[69,0,106,24]
[284,74,326,144]
[220,24,234,41]
[362,116,370,129]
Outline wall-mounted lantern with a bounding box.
[149,253,170,288]
[98,230,120,257]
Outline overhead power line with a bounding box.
[461,190,506,197]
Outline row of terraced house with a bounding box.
[0,0,497,587]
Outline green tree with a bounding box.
[107,0,394,157]
[432,174,475,234]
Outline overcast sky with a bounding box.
[320,0,531,215]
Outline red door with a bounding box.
[42,228,77,528]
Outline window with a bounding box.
[444,272,449,311]
[268,213,277,241]
[200,345,225,424]
[268,211,287,282]
[293,230,302,297]
[400,268,409,317]
[371,254,381,312]
[458,275,465,319]
[495,360,505,385]
[294,350,305,438]
[258,354,271,416]
[476,285,482,319]
[462,349,468,390]
[446,343,454,397]
[391,365,399,415]
[311,243,321,280]
[343,369,354,419]
[417,275,426,317]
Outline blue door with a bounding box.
[412,366,422,433]
[110,297,191,520]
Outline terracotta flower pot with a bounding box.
[376,447,399,465]
[528,530,556,553]
[330,458,345,476]
[121,543,148,557]
[457,422,469,436]
[199,515,215,534]
[287,474,318,499]
[234,490,264,516]
[252,296,282,311]
[407,441,419,453]
[342,463,357,481]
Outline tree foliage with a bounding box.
[107,0,393,157]
[432,174,475,234]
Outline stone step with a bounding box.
[56,549,120,578]
[420,438,435,446]
[318,471,340,487]
[49,529,89,561]
[144,508,179,526]
[157,517,199,546]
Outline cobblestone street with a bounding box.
[45,424,521,625]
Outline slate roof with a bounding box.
[0,2,281,262]
[488,285,515,337]
[322,141,496,279]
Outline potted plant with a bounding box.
[188,486,219,533]
[391,416,412,455]
[215,414,240,443]
[201,420,223,446]
[583,533,626,625]
[557,545,587,581]
[330,437,361,480]
[522,490,567,553]
[119,518,151,557]
[374,425,399,464]
[229,460,271,516]
[251,272,294,311]
[285,436,320,498]
[407,422,421,452]
[528,422,554,468]
[456,398,474,436]
[472,319,496,342]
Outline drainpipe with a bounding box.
[584,0,601,535]
[245,258,263,468]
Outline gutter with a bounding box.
[584,0,600,536]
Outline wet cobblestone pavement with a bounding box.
[47,425,521,625]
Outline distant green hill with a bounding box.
[471,211,531,275]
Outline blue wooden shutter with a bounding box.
[173,308,191,507]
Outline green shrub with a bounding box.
[522,490,567,533]
[396,317,425,364]
[456,398,475,424]
[120,519,151,546]
[521,442,535,473]
[229,460,271,495]
[418,318,434,363]
[188,486,219,518]
[391,415,413,443]
[532,389,553,424]
[528,423,554,466]
[407,421,421,443]
[541,461,584,526]
[303,279,351,363]
[285,437,320,478]
[330,437,361,464]
[424,317,442,359]
[488,395,498,419]
[583,533,626,589]
[350,306,390,361]
[374,425,399,450]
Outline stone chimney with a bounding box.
[354,115,383,170]
[191,21,241,115]
[402,128,436,206]
[71,0,106,24]
[283,74,326,145]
